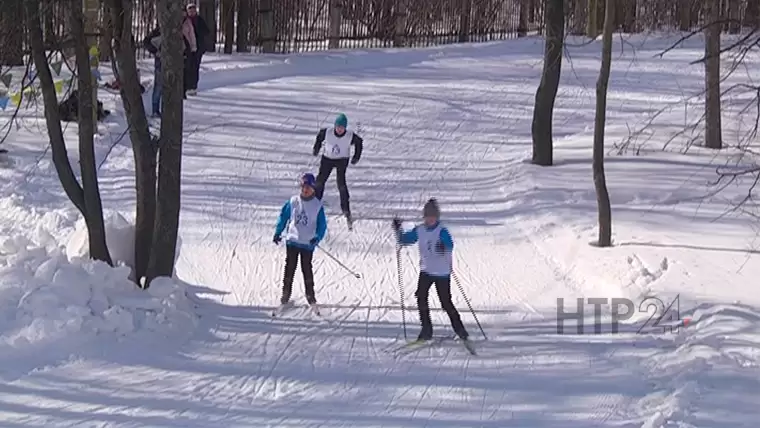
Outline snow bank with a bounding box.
[65,210,183,276]
[0,232,197,352]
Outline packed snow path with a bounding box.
[3,36,760,426]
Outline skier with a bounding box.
[273,172,327,309]
[312,113,363,228]
[392,198,470,343]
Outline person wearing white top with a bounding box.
[273,173,327,305]
[312,113,364,227]
[392,198,469,342]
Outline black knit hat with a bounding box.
[422,198,440,218]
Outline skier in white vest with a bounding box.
[273,173,327,306]
[312,113,364,228]
[392,198,469,342]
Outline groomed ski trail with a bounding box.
[0,39,735,427]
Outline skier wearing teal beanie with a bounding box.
[312,113,364,230]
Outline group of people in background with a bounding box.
[142,2,209,117]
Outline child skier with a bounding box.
[392,198,470,343]
[312,113,364,228]
[273,173,327,310]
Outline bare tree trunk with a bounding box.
[573,0,587,35]
[222,0,235,54]
[26,0,88,219]
[586,0,598,37]
[593,0,613,247]
[0,0,24,66]
[146,0,185,283]
[704,0,723,150]
[745,0,760,29]
[727,0,740,34]
[109,0,159,283]
[678,0,691,31]
[70,0,113,264]
[622,0,636,32]
[99,0,114,62]
[237,0,251,51]
[531,0,564,166]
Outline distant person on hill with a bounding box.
[312,113,364,230]
[184,2,209,96]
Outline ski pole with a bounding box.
[452,271,487,340]
[317,245,361,278]
[396,244,407,340]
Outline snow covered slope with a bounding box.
[1,34,759,426]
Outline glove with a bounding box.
[350,158,358,165]
[435,240,445,253]
[273,235,281,244]
[309,237,319,246]
[391,217,401,231]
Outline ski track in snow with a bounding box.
[2,35,760,426]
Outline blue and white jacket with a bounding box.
[398,221,453,278]
[274,195,327,250]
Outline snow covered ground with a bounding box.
[1,33,760,426]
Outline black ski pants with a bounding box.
[282,244,316,304]
[416,272,468,340]
[183,51,200,92]
[315,156,351,215]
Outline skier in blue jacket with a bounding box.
[392,198,469,342]
[274,173,327,305]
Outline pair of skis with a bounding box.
[271,301,322,317]
[390,336,477,356]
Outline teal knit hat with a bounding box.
[335,113,348,128]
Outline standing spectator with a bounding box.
[142,26,162,117]
[181,9,197,98]
[184,3,209,95]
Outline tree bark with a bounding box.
[236,0,251,52]
[222,0,235,54]
[70,0,113,264]
[25,0,88,218]
[592,0,613,247]
[146,0,185,283]
[0,0,24,66]
[109,0,159,283]
[704,0,723,150]
[531,0,564,166]
[586,0,598,38]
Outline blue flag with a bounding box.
[0,95,8,110]
[92,68,101,81]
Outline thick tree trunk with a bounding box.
[26,0,88,218]
[0,0,24,66]
[237,0,251,52]
[593,0,613,247]
[109,0,159,283]
[222,0,235,54]
[146,0,185,283]
[531,0,564,166]
[704,0,723,150]
[70,0,113,264]
[586,0,598,38]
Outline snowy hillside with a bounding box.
[1,33,759,426]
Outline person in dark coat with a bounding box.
[184,2,210,95]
